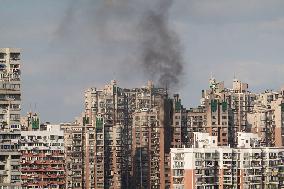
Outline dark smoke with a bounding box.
[140,0,184,89]
[52,0,184,89]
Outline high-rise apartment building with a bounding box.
[205,78,284,148]
[170,132,284,189]
[171,94,189,148]
[62,122,96,189]
[83,80,171,188]
[200,78,233,146]
[0,48,21,189]
[83,80,134,189]
[132,106,169,189]
[20,124,65,188]
[63,80,183,189]
[247,90,284,147]
[195,78,270,147]
[132,108,159,188]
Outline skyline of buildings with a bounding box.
[0,48,284,189]
[61,78,284,189]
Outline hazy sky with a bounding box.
[1,0,284,123]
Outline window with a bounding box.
[173,169,184,176]
[89,134,94,139]
[195,161,202,166]
[10,114,20,120]
[11,155,20,159]
[0,53,5,59]
[174,153,184,160]
[174,161,184,168]
[10,53,20,60]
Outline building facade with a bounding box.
[0,48,21,189]
[247,90,284,147]
[190,77,284,148]
[20,124,65,188]
[62,122,97,189]
[170,132,284,189]
[132,107,166,188]
[63,80,185,189]
[199,78,255,147]
[82,80,171,188]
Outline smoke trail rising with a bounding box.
[53,0,184,89]
[140,0,184,88]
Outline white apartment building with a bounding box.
[170,132,284,189]
[20,125,65,188]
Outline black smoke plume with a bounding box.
[53,0,184,89]
[140,0,184,89]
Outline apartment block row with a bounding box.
[63,79,284,189]
[5,115,284,189]
[188,77,284,148]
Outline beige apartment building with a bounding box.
[171,94,189,148]
[82,80,134,189]
[0,48,21,189]
[189,77,284,149]
[132,108,162,188]
[82,80,172,189]
[63,80,190,189]
[199,78,255,147]
[247,90,284,147]
[62,122,96,189]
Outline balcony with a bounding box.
[9,59,20,64]
[0,170,7,175]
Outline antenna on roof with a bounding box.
[29,103,32,113]
[233,72,237,81]
[113,71,116,81]
[34,103,37,113]
[210,72,214,80]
